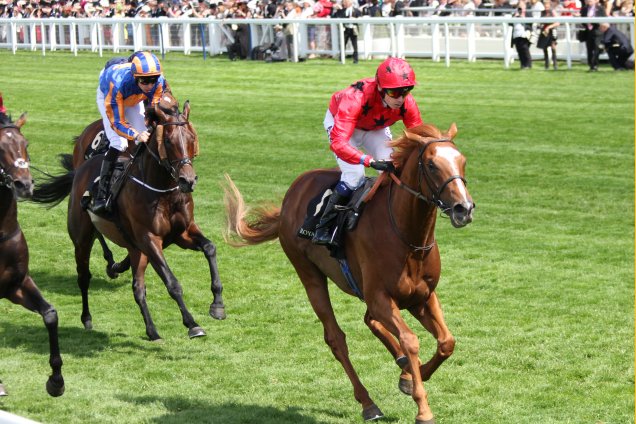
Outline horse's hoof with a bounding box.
[415,418,436,424]
[399,376,413,395]
[83,320,93,331]
[362,404,384,421]
[396,355,409,369]
[46,377,65,397]
[0,382,7,396]
[209,304,226,320]
[150,337,164,343]
[105,266,119,279]
[188,327,206,338]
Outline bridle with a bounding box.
[387,137,467,252]
[0,124,30,189]
[135,109,196,189]
[151,120,193,182]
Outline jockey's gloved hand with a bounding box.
[135,131,151,144]
[370,160,395,173]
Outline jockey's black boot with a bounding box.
[312,191,350,246]
[92,148,118,214]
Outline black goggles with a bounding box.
[136,76,159,85]
[383,86,414,99]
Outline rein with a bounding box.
[386,137,467,252]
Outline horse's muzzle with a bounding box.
[450,200,475,228]
[178,175,197,193]
[13,178,34,200]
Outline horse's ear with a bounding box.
[188,122,200,157]
[183,100,190,121]
[16,112,27,128]
[447,122,458,140]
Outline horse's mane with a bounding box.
[388,123,446,168]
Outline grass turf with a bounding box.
[0,51,633,424]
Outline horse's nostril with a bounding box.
[453,204,467,216]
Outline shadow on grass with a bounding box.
[0,321,164,358]
[121,395,329,424]
[29,268,127,296]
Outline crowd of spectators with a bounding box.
[0,0,632,19]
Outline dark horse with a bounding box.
[224,123,474,424]
[0,111,64,396]
[32,92,226,341]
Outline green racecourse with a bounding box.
[0,51,633,424]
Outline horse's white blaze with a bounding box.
[437,145,469,201]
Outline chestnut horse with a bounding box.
[32,93,226,341]
[0,111,64,396]
[224,123,474,424]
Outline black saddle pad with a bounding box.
[297,177,376,241]
[81,161,126,216]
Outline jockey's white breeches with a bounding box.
[323,110,393,190]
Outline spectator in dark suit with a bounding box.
[600,22,634,69]
[579,0,606,71]
[511,0,533,69]
[333,0,361,63]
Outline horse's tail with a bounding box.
[31,154,75,209]
[223,173,281,247]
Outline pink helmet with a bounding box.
[375,57,417,89]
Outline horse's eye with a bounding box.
[427,161,437,172]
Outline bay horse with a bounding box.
[31,92,226,341]
[0,111,64,396]
[223,123,474,424]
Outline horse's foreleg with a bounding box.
[364,310,416,395]
[145,242,205,339]
[129,251,161,341]
[7,276,65,397]
[408,291,455,382]
[370,295,435,423]
[96,233,117,279]
[299,270,382,421]
[96,233,131,279]
[176,225,225,320]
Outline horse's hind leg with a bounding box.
[7,276,65,397]
[176,224,225,320]
[364,310,416,395]
[73,231,95,330]
[144,244,205,339]
[294,263,382,421]
[0,380,6,396]
[408,291,455,382]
